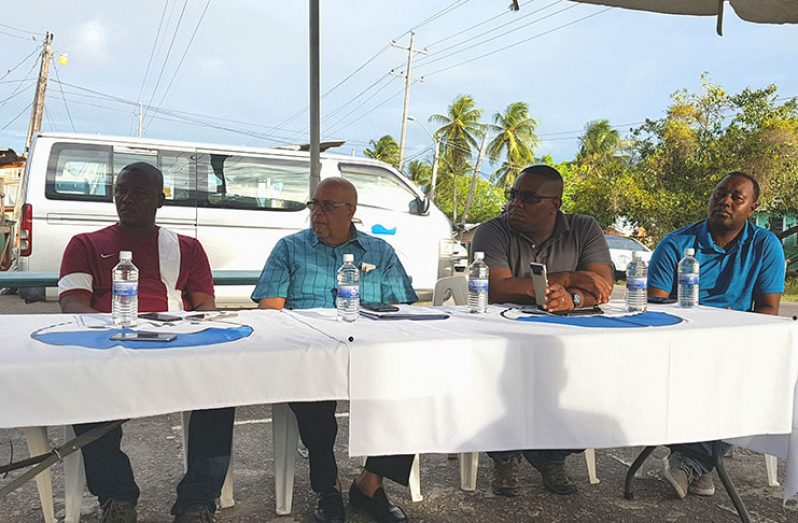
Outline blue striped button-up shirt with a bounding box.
[251,228,418,309]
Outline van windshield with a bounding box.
[202,154,309,211]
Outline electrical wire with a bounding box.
[424,0,537,49]
[0,22,40,36]
[0,45,42,83]
[0,29,36,42]
[147,0,213,129]
[322,79,398,136]
[325,88,405,137]
[0,101,33,133]
[143,0,189,122]
[425,7,613,77]
[136,0,171,106]
[51,61,76,132]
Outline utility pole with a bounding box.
[391,32,425,171]
[24,32,54,154]
[429,139,440,201]
[137,102,143,138]
[309,0,321,195]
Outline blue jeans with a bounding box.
[488,449,582,466]
[73,407,235,515]
[669,441,733,476]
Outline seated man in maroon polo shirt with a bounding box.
[59,162,234,523]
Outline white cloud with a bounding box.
[73,19,114,64]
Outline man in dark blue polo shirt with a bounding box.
[252,177,416,523]
[648,171,785,499]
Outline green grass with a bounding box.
[785,274,798,303]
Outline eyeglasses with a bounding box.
[504,188,558,205]
[306,200,353,213]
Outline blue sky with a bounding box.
[1,0,796,168]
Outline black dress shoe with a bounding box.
[348,482,408,523]
[313,490,346,523]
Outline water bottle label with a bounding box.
[678,274,699,285]
[113,282,138,296]
[626,276,647,290]
[337,285,359,299]
[468,279,488,292]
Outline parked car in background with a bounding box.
[604,234,653,278]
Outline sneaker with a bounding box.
[491,455,522,497]
[173,506,215,523]
[688,473,716,496]
[663,454,698,499]
[99,500,137,523]
[314,489,346,523]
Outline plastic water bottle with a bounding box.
[112,251,139,326]
[625,251,647,312]
[677,247,700,308]
[336,253,360,322]
[467,251,489,313]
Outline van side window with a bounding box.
[46,143,195,204]
[47,145,112,199]
[340,164,416,213]
[200,154,308,211]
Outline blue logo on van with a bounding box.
[371,224,396,235]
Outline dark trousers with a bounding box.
[73,407,235,515]
[289,401,414,493]
[488,449,583,466]
[669,441,733,475]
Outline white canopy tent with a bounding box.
[570,1,798,34]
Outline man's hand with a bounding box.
[544,283,574,312]
[560,265,614,304]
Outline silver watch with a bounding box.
[571,292,582,307]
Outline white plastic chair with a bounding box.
[433,275,468,306]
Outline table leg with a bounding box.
[624,446,656,500]
[713,442,752,523]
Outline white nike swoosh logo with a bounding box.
[99,253,116,258]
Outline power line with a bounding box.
[406,0,472,37]
[0,52,40,111]
[424,0,537,49]
[0,101,33,133]
[322,78,398,136]
[143,0,189,122]
[425,7,613,77]
[51,61,76,131]
[417,1,575,70]
[0,79,35,105]
[0,45,42,83]
[0,28,36,42]
[147,0,213,128]
[0,22,40,36]
[136,0,171,106]
[325,88,405,137]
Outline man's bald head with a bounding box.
[314,177,357,206]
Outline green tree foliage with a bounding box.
[566,76,798,241]
[488,101,539,188]
[429,95,483,173]
[363,135,400,169]
[406,159,433,195]
[434,171,504,225]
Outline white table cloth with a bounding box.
[0,310,349,428]
[289,303,798,501]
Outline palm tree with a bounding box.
[406,159,432,195]
[363,135,400,169]
[428,95,483,173]
[487,101,538,188]
[577,119,622,163]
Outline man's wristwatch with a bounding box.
[571,292,582,307]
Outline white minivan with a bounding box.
[16,133,458,306]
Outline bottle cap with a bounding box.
[119,251,132,261]
[473,251,484,260]
[685,248,695,256]
[343,253,354,263]
[631,251,642,260]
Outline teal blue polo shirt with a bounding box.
[648,220,785,311]
[251,227,417,309]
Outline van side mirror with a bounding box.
[409,196,430,215]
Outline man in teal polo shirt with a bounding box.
[648,171,785,499]
[252,177,416,523]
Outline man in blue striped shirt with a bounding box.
[252,177,416,523]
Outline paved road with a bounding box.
[2,290,798,521]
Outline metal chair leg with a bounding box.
[713,442,751,523]
[624,446,656,500]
